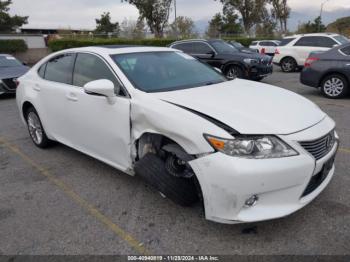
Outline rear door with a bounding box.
[37,53,76,140]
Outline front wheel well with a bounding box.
[133,132,203,205]
[222,62,245,74]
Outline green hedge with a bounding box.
[48,38,177,52]
[0,39,28,53]
[48,37,279,52]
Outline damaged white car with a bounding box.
[16,46,339,224]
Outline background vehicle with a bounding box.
[16,46,338,224]
[170,39,273,81]
[274,33,349,72]
[300,43,350,99]
[0,54,29,96]
[227,40,258,54]
[249,40,280,56]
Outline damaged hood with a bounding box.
[152,79,325,135]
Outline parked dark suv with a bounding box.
[170,39,273,81]
[300,43,350,99]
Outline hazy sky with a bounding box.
[10,0,350,31]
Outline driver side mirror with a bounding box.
[84,79,118,104]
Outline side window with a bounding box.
[45,53,75,84]
[295,37,314,47]
[172,43,193,53]
[193,42,212,54]
[340,46,350,55]
[316,37,337,48]
[294,36,335,47]
[73,53,121,94]
[38,64,46,78]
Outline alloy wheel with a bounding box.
[27,112,43,145]
[281,58,295,72]
[323,77,344,97]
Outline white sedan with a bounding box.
[16,46,339,224]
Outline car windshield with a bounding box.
[0,56,23,67]
[333,35,349,45]
[211,41,237,53]
[112,51,227,93]
[231,41,243,48]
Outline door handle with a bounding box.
[66,93,78,102]
[33,84,41,92]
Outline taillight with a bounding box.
[274,49,280,55]
[14,79,20,87]
[304,57,319,67]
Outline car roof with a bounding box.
[0,54,14,57]
[284,33,340,38]
[59,46,176,56]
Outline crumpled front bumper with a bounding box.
[189,116,338,224]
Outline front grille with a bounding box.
[260,58,272,65]
[299,131,335,160]
[2,78,17,90]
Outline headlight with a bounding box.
[204,134,298,159]
[243,58,259,64]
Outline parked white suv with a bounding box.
[249,40,280,56]
[273,33,349,72]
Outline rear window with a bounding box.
[44,53,75,84]
[279,38,295,46]
[172,43,193,53]
[250,42,257,46]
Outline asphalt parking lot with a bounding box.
[0,67,349,255]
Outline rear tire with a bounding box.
[25,107,52,148]
[281,57,297,72]
[134,153,199,206]
[321,74,349,99]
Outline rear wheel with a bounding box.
[281,57,297,72]
[25,107,52,148]
[225,65,244,79]
[321,74,349,99]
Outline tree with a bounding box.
[270,0,290,33]
[133,17,146,39]
[122,0,172,38]
[170,16,196,39]
[206,11,242,38]
[255,7,276,37]
[327,16,350,36]
[206,13,224,38]
[0,0,28,32]
[297,16,326,34]
[217,0,267,35]
[95,12,120,35]
[221,7,243,36]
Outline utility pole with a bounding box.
[174,0,178,39]
[319,0,330,31]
